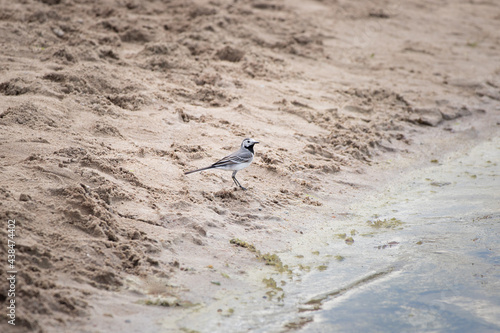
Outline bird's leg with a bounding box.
[232,171,247,190]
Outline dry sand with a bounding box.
[0,0,499,332]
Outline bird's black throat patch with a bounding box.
[245,144,255,154]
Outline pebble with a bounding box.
[408,108,443,127]
[53,27,64,38]
[19,193,31,201]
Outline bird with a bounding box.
[184,138,259,190]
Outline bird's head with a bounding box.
[241,138,259,150]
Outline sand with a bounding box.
[0,0,499,331]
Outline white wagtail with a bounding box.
[184,138,259,190]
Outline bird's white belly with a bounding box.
[216,161,251,171]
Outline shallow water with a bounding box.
[300,136,500,332]
[170,137,500,332]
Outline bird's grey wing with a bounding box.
[211,149,253,168]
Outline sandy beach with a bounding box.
[0,0,499,331]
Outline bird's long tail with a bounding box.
[184,165,215,175]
